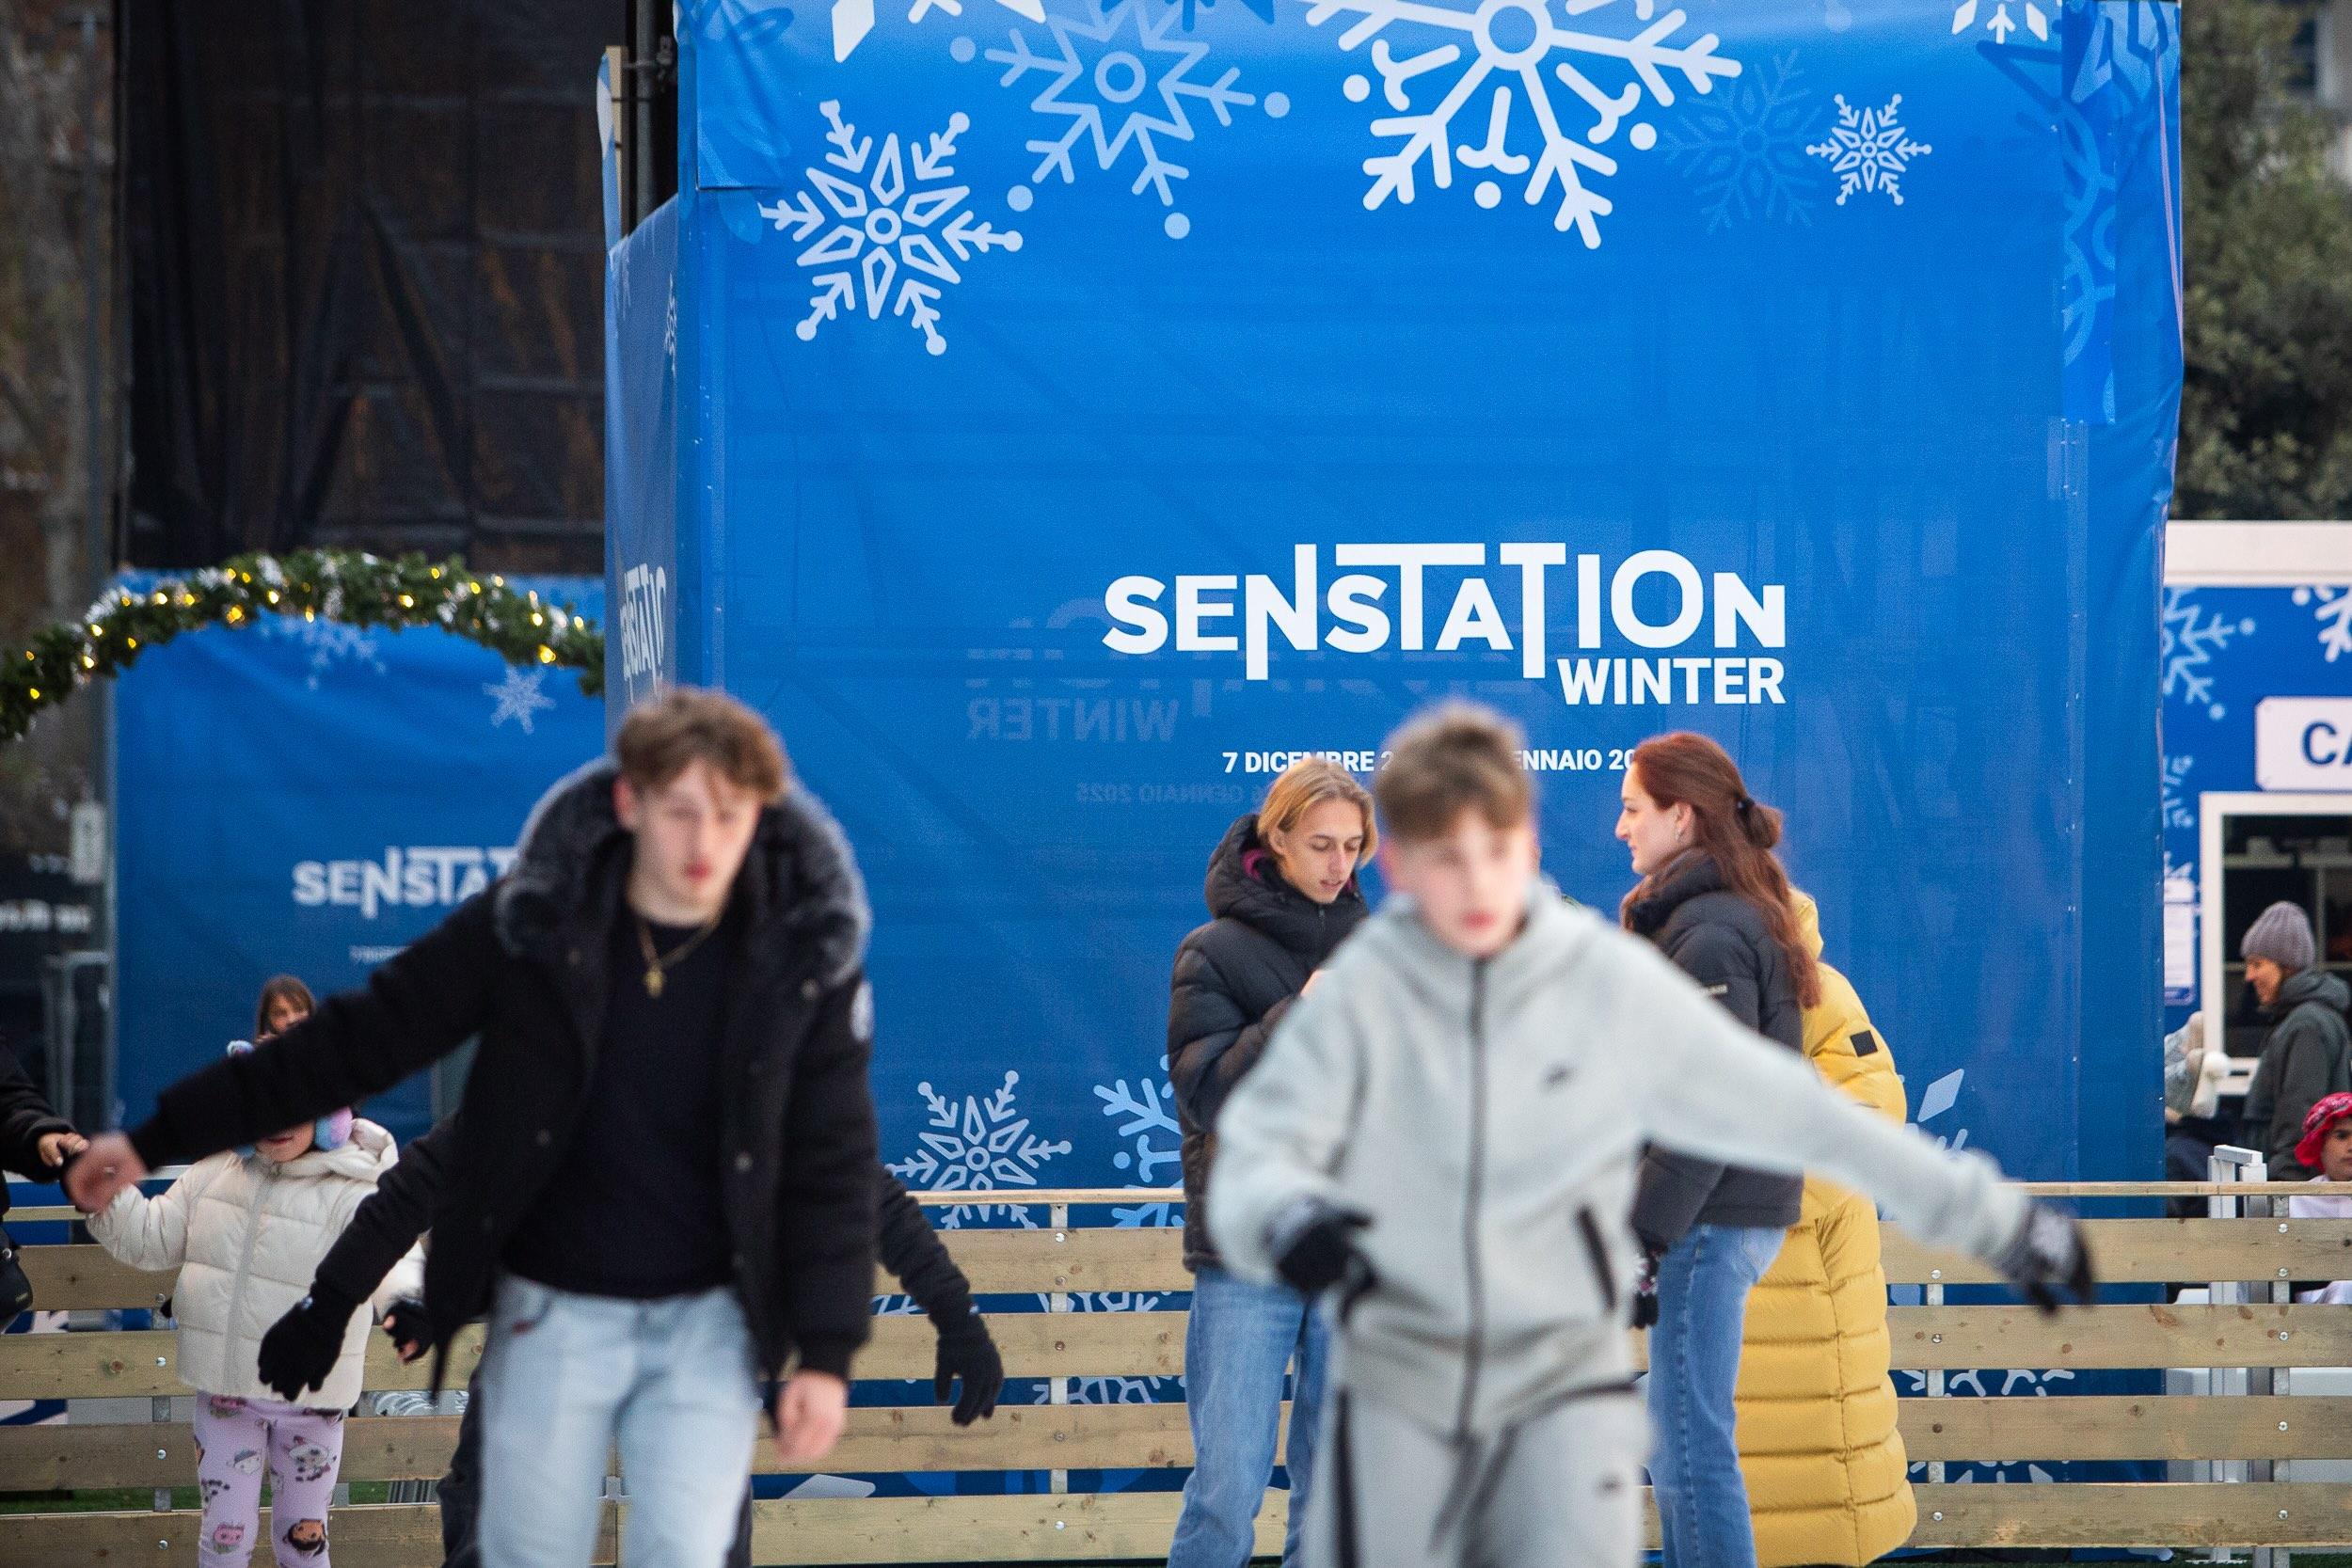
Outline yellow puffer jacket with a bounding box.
[1735,898,1916,1565]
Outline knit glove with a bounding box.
[1992,1200,2097,1315]
[1268,1199,1371,1297]
[1631,1243,1662,1331]
[257,1283,361,1402]
[932,1306,1005,1426]
[381,1297,436,1363]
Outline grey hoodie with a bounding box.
[1209,883,2030,1435]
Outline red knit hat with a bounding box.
[2296,1092,2352,1172]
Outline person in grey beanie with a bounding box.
[2242,902,2352,1179]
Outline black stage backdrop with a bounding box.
[121,0,617,573]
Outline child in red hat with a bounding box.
[2287,1093,2352,1305]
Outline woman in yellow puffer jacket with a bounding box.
[1734,895,1916,1565]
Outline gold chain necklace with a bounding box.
[635,911,721,998]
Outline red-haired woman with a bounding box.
[1617,733,1820,1568]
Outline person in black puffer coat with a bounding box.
[1618,733,1818,1568]
[1166,759,1375,1568]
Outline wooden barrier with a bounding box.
[5,1188,2349,1565]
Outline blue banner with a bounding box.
[112,577,605,1145]
[651,0,2179,1217]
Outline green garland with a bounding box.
[1,548,604,743]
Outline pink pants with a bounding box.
[191,1392,345,1567]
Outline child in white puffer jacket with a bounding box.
[88,1043,420,1568]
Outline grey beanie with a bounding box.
[2241,901,2317,973]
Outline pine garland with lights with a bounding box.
[1,549,603,742]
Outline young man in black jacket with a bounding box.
[70,689,883,1568]
[254,1118,1003,1568]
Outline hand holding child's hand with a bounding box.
[64,1132,145,1213]
[35,1130,87,1173]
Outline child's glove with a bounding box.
[931,1305,1005,1426]
[1991,1200,2097,1314]
[257,1284,361,1402]
[1631,1243,1662,1330]
[1268,1199,1372,1297]
[381,1297,435,1364]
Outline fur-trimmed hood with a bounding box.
[494,758,872,987]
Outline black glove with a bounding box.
[1270,1202,1371,1297]
[932,1305,1004,1426]
[256,1284,362,1402]
[1992,1199,2097,1315]
[381,1297,435,1362]
[1631,1243,1662,1331]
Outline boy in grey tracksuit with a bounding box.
[1208,705,2093,1568]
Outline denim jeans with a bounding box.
[1646,1224,1786,1568]
[474,1275,762,1568]
[1167,1265,1331,1568]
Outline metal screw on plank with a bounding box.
[1931,1512,1944,1523]
[155,1356,166,1366]
[1055,1521,1067,1531]
[2280,1223,2290,1233]
[2281,1511,2291,1520]
[1930,1269,1942,1280]
[2281,1422,2292,1432]
[1056,1232,1066,1243]
[2280,1268,2292,1277]
[1931,1334,1943,1344]
[155,1448,166,1460]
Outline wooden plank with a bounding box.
[856,1312,1185,1382]
[0,1326,487,1401]
[927,1228,1190,1296]
[0,1415,467,1491]
[742,1484,2352,1562]
[1886,1303,2352,1370]
[0,1503,618,1568]
[1899,1395,2352,1462]
[14,1244,174,1312]
[1883,1217,2352,1287]
[1908,1482,2352,1549]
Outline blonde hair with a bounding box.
[1260,758,1377,864]
[1375,703,1532,843]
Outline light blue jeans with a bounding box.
[475,1274,762,1568]
[1167,1265,1331,1568]
[1646,1224,1786,1568]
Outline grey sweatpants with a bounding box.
[1305,1383,1649,1568]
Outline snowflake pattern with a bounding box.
[1949,0,2049,44]
[953,0,1290,240]
[259,616,387,691]
[2294,585,2352,663]
[1805,94,1931,206]
[1660,50,1823,230]
[1094,1064,1184,1228]
[484,668,557,734]
[1297,0,1740,245]
[2162,587,2255,720]
[888,1071,1073,1227]
[2162,753,2194,833]
[1914,1067,1966,1152]
[758,101,1025,356]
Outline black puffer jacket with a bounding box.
[0,1044,72,1222]
[1168,815,1367,1271]
[1626,854,1806,1250]
[2246,968,2352,1179]
[127,760,881,1385]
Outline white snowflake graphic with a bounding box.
[1298,0,1740,245]
[484,668,557,734]
[1660,50,1822,230]
[887,1071,1073,1227]
[1806,94,1931,206]
[953,0,1290,241]
[757,101,1024,356]
[2162,754,2194,833]
[1095,1063,1184,1228]
[1948,0,2048,44]
[2294,585,2352,662]
[1913,1067,1966,1152]
[260,616,386,690]
[2162,587,2255,719]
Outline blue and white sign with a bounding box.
[112,577,606,1144]
[635,0,2182,1213]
